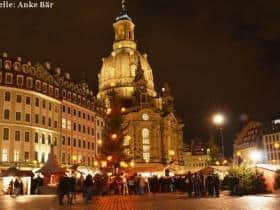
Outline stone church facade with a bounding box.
[97,2,184,166]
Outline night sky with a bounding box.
[1,0,280,156]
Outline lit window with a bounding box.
[143,145,150,152]
[142,128,150,162]
[67,120,71,130]
[14,150,19,162]
[62,118,66,129]
[2,149,8,162]
[24,152,29,161]
[143,153,150,162]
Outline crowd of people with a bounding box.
[8,178,24,196]
[57,171,221,205]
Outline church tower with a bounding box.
[97,1,184,167]
[97,0,157,105]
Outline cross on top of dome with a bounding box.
[116,0,132,21]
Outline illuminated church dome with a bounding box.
[97,1,157,102]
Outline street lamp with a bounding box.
[250,150,262,163]
[212,113,225,159]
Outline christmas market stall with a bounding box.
[36,146,65,186]
[0,166,33,195]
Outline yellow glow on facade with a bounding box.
[72,155,77,162]
[121,107,126,112]
[111,134,118,140]
[168,150,175,156]
[120,161,128,168]
[101,161,107,168]
[275,143,280,149]
[97,139,103,145]
[94,161,99,167]
[130,160,135,168]
[107,156,113,161]
[106,108,112,115]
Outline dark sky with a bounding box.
[1,0,280,156]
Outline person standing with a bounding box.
[138,175,146,195]
[206,174,214,197]
[68,174,76,204]
[213,174,220,197]
[122,174,129,195]
[193,173,201,198]
[57,175,70,205]
[185,172,193,198]
[150,175,159,194]
[84,174,93,204]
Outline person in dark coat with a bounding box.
[185,172,193,198]
[193,173,201,198]
[84,174,93,203]
[213,174,220,197]
[68,174,76,204]
[57,175,70,205]
[150,175,159,194]
[206,174,214,197]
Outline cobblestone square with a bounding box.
[0,193,279,210]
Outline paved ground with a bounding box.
[0,193,279,210]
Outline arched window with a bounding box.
[142,128,150,162]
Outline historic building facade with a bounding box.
[97,3,184,166]
[0,53,103,169]
[262,121,280,164]
[233,121,263,166]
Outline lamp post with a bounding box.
[212,113,225,159]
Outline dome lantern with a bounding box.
[113,0,136,50]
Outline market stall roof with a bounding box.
[198,166,215,174]
[36,146,65,175]
[128,163,167,175]
[0,167,33,177]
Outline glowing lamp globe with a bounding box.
[213,114,225,126]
